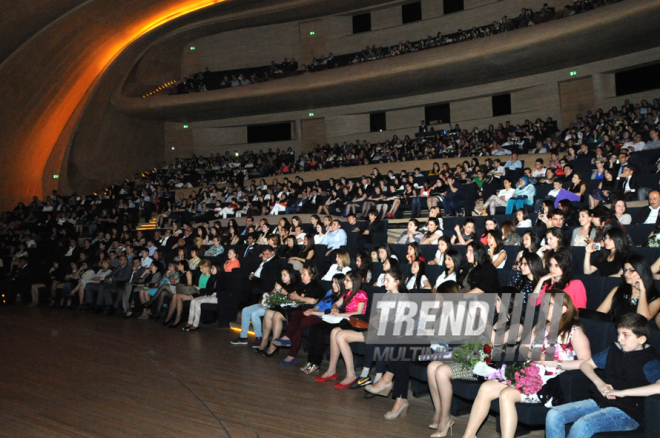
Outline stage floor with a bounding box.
[0,307,546,438]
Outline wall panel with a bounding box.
[559,76,596,128]
[387,107,424,130]
[301,118,328,150]
[300,20,326,63]
[452,96,492,122]
[182,22,302,74]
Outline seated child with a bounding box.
[545,313,660,438]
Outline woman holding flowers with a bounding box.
[260,265,325,357]
[461,292,591,438]
[426,286,520,437]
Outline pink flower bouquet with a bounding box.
[486,362,544,395]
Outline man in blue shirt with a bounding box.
[504,153,523,171]
[204,237,225,257]
[322,220,347,256]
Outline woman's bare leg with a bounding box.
[336,330,365,385]
[266,313,286,354]
[29,283,44,307]
[173,295,193,325]
[260,310,275,349]
[320,327,343,378]
[498,387,522,438]
[462,380,507,438]
[389,199,401,216]
[428,362,454,430]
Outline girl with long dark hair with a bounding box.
[458,241,499,294]
[531,250,587,309]
[303,271,369,375]
[597,253,660,321]
[508,252,546,304]
[583,227,630,276]
[405,260,431,290]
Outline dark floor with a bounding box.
[0,305,546,437]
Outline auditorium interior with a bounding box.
[3,0,660,437]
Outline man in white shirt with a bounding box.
[531,159,547,179]
[488,159,506,179]
[140,249,153,268]
[504,153,522,171]
[623,133,645,152]
[492,144,512,156]
[644,129,660,150]
[292,225,306,245]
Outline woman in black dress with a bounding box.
[457,241,500,293]
[597,253,660,322]
[583,227,629,277]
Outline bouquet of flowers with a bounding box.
[486,362,544,396]
[261,292,298,309]
[452,343,492,372]
[648,232,660,248]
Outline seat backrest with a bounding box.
[580,318,617,354]
[391,244,408,262]
[425,264,444,286]
[575,274,606,310]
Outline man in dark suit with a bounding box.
[302,189,322,213]
[634,190,660,225]
[614,164,641,202]
[62,238,81,263]
[418,120,428,134]
[5,256,33,304]
[357,208,384,251]
[244,246,282,305]
[85,256,132,312]
[241,217,255,235]
[442,176,465,216]
[109,258,147,315]
[242,233,258,260]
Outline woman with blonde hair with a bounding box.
[322,250,352,281]
[163,259,214,328]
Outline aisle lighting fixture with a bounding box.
[142,80,178,98]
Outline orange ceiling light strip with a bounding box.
[27,0,224,205]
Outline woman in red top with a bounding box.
[303,272,369,377]
[532,250,587,309]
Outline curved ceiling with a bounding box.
[0,0,397,210]
[112,0,660,122]
[1,0,659,211]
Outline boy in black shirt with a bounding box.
[545,313,660,438]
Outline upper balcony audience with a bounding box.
[166,0,621,96]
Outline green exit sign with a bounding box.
[190,46,195,50]
[53,174,59,179]
[183,124,189,129]
[309,113,315,117]
[570,71,577,76]
[309,31,315,35]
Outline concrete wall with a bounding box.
[181,0,566,75]
[181,21,302,74]
[166,46,660,157]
